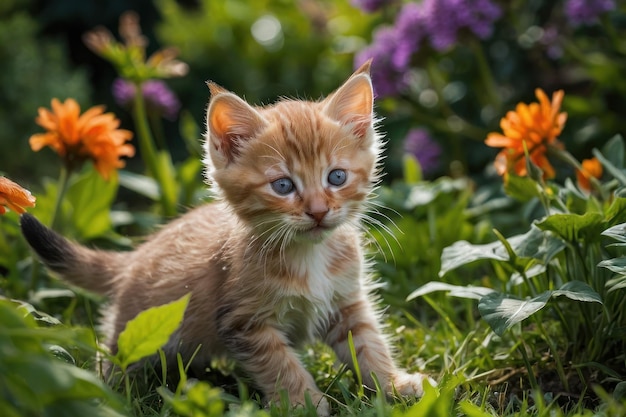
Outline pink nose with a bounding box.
[306,209,328,224]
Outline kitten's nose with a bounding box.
[306,197,329,224]
[306,209,329,224]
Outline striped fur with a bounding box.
[21,62,433,415]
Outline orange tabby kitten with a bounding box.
[21,62,433,415]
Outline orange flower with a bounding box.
[29,98,135,180]
[0,176,36,215]
[486,89,567,179]
[576,157,603,192]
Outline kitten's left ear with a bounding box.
[323,61,374,139]
[206,82,267,165]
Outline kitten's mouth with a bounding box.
[304,224,333,240]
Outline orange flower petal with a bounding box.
[485,88,567,180]
[0,176,36,214]
[29,98,135,180]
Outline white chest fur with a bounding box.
[275,241,359,344]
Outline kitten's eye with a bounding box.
[271,177,295,195]
[328,169,347,186]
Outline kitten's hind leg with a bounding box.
[325,297,435,398]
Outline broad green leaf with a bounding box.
[439,240,508,277]
[552,281,603,303]
[479,281,602,336]
[478,291,551,336]
[535,211,605,242]
[439,226,565,277]
[511,226,565,262]
[119,170,160,200]
[600,134,625,171]
[598,257,626,274]
[605,275,626,293]
[116,293,190,370]
[65,166,118,239]
[407,282,494,301]
[605,198,626,225]
[5,355,115,403]
[404,177,468,209]
[504,173,542,202]
[601,222,626,243]
[156,150,180,215]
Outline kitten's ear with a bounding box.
[323,61,374,138]
[206,82,267,164]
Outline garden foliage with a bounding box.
[1,0,626,416]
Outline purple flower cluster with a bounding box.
[355,0,502,97]
[422,0,502,51]
[112,78,181,120]
[403,128,442,177]
[351,0,393,13]
[564,0,616,26]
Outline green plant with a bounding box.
[409,135,626,399]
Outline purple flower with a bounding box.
[564,0,615,26]
[403,128,442,177]
[351,0,393,13]
[393,3,425,70]
[355,27,410,97]
[421,0,502,51]
[112,78,181,120]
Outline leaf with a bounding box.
[439,240,508,277]
[65,166,118,239]
[535,212,605,242]
[407,282,494,301]
[439,226,565,277]
[598,257,626,274]
[478,292,551,336]
[605,275,626,293]
[118,170,160,200]
[601,222,626,244]
[552,281,603,304]
[478,282,602,336]
[504,173,542,202]
[604,199,626,226]
[156,150,180,215]
[600,134,624,170]
[116,293,190,371]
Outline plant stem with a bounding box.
[518,342,539,391]
[31,164,71,292]
[132,82,177,217]
[49,164,71,230]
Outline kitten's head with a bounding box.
[204,61,382,244]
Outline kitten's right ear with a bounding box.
[206,82,267,165]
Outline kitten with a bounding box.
[20,61,434,415]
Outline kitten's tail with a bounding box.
[20,213,124,295]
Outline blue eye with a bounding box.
[328,169,347,186]
[271,177,295,195]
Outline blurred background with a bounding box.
[1,0,624,196]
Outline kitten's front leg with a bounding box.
[326,296,435,398]
[217,315,329,415]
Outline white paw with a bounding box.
[390,372,436,398]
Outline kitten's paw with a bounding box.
[390,372,437,398]
[311,394,330,417]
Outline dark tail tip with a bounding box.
[20,213,74,272]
